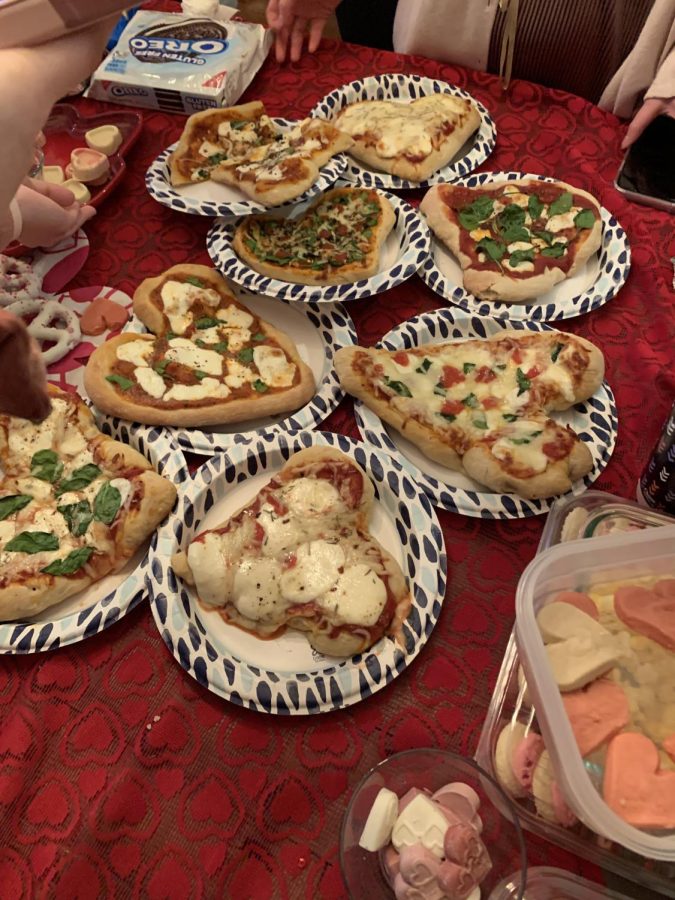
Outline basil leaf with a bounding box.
[574,208,595,229]
[211,341,229,353]
[185,276,205,287]
[511,437,532,445]
[166,331,177,342]
[495,363,507,371]
[473,417,489,430]
[500,225,531,244]
[528,194,544,219]
[57,499,93,537]
[534,230,554,245]
[252,332,267,342]
[238,347,254,364]
[154,359,170,376]
[55,464,101,497]
[463,362,476,374]
[195,317,220,330]
[415,358,432,374]
[384,377,412,398]
[231,119,248,130]
[496,204,526,231]
[551,341,565,363]
[194,371,208,381]
[93,482,121,525]
[439,412,456,422]
[548,191,573,217]
[458,196,494,231]
[31,450,63,484]
[433,385,447,397]
[5,531,59,553]
[252,379,269,393]
[476,237,506,263]
[509,249,535,268]
[462,393,478,408]
[541,243,566,258]
[195,339,206,348]
[207,152,227,165]
[41,546,94,577]
[106,374,134,391]
[503,413,518,422]
[516,368,531,395]
[0,494,32,521]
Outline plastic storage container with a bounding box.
[538,490,674,552]
[515,525,675,860]
[489,866,635,900]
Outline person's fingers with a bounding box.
[26,179,76,207]
[290,17,309,62]
[621,97,663,149]
[35,131,46,149]
[307,16,328,53]
[76,205,97,229]
[267,0,282,28]
[275,26,291,63]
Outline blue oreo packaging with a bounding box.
[87,11,272,115]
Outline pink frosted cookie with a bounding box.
[553,590,599,619]
[604,732,675,829]
[614,584,675,651]
[562,678,629,756]
[532,750,578,827]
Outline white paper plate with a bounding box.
[145,118,348,218]
[121,292,357,454]
[147,430,446,715]
[0,419,188,654]
[207,190,430,303]
[420,171,631,322]
[312,73,496,189]
[353,308,618,519]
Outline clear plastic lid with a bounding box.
[489,866,634,899]
[515,525,675,860]
[538,490,675,553]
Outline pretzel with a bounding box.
[5,298,81,364]
[0,255,41,306]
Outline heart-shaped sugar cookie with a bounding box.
[537,601,619,691]
[562,678,629,756]
[614,582,675,651]
[604,732,675,829]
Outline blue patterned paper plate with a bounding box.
[145,118,348,218]
[311,74,497,189]
[147,430,447,715]
[0,420,188,654]
[207,190,430,303]
[353,308,618,519]
[122,293,356,455]
[420,171,631,323]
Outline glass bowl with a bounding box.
[340,748,528,899]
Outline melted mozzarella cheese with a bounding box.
[188,533,227,606]
[198,139,223,158]
[281,478,341,517]
[216,305,254,329]
[0,520,16,545]
[492,436,549,474]
[541,364,575,402]
[502,191,529,208]
[221,328,250,352]
[164,379,230,402]
[319,564,387,626]
[116,339,153,367]
[470,227,491,241]
[68,448,95,471]
[26,507,70,539]
[224,359,254,389]
[257,165,286,182]
[165,339,223,376]
[7,398,67,456]
[60,426,87,457]
[547,208,580,233]
[16,476,52,500]
[135,366,166,399]
[507,241,534,253]
[253,346,296,388]
[109,478,132,507]
[279,540,345,603]
[257,506,309,557]
[232,557,283,621]
[195,326,225,344]
[159,280,220,334]
[505,258,535,272]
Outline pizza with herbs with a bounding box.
[168,100,352,206]
[232,187,396,285]
[0,386,177,621]
[334,93,482,182]
[171,446,412,657]
[335,330,605,500]
[84,265,315,428]
[420,178,603,303]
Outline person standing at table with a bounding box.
[265,0,675,147]
[0,20,114,420]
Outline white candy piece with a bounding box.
[537,602,610,644]
[62,179,91,204]
[545,633,618,692]
[42,165,64,184]
[434,781,481,814]
[358,787,399,852]
[5,298,80,364]
[391,793,449,859]
[85,124,123,156]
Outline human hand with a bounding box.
[0,311,50,421]
[621,97,675,149]
[266,0,341,63]
[15,181,96,249]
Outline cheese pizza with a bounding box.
[334,93,481,182]
[171,446,412,657]
[335,331,605,500]
[0,386,177,621]
[232,187,396,286]
[84,265,315,428]
[420,179,603,303]
[169,101,352,206]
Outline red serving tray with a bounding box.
[4,104,143,258]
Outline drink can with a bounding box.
[637,401,675,515]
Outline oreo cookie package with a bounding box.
[86,11,272,115]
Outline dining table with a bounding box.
[1,9,674,899]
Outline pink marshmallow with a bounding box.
[382,845,401,886]
[442,822,487,870]
[511,732,545,792]
[552,782,578,827]
[432,789,476,823]
[393,872,446,900]
[436,861,477,899]
[399,844,441,887]
[432,782,480,814]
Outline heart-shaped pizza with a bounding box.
[84,265,315,427]
[420,178,603,303]
[171,446,412,657]
[0,385,177,621]
[334,93,481,182]
[232,187,396,285]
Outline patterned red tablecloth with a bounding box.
[1,33,674,900]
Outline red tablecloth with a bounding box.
[2,35,674,900]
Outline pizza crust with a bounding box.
[232,188,396,286]
[420,179,603,303]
